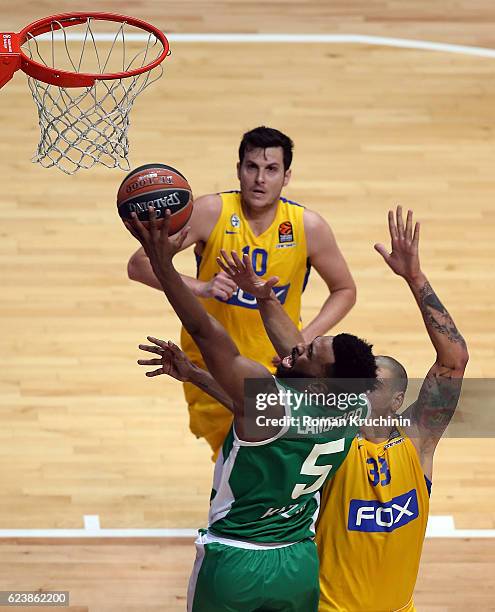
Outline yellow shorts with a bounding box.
[184,381,233,461]
[318,595,416,611]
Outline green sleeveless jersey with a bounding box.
[208,378,370,543]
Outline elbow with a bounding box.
[127,258,137,281]
[127,255,144,282]
[337,282,357,311]
[348,283,357,308]
[450,342,469,372]
[458,345,469,370]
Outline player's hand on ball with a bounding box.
[374,206,421,281]
[138,337,195,382]
[199,271,237,301]
[217,250,279,299]
[125,206,190,271]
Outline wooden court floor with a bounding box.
[1,1,495,609]
[1,39,494,530]
[0,537,493,612]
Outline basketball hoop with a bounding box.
[0,13,170,174]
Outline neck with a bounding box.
[240,196,279,231]
[360,413,398,443]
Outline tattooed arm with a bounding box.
[404,275,468,463]
[375,207,469,475]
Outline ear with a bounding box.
[236,162,241,180]
[391,391,405,414]
[283,168,292,187]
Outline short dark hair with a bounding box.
[376,355,409,394]
[326,333,378,393]
[239,126,294,171]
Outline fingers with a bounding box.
[147,336,169,350]
[405,209,413,241]
[216,256,231,276]
[265,276,280,289]
[412,221,420,246]
[242,253,255,275]
[219,250,237,274]
[162,208,171,233]
[216,271,237,291]
[217,251,243,284]
[231,251,245,270]
[173,225,190,250]
[388,210,398,242]
[374,243,391,262]
[128,212,149,242]
[145,368,165,377]
[166,340,184,357]
[124,220,141,242]
[138,344,164,356]
[137,358,163,366]
[212,282,234,300]
[213,288,231,301]
[209,270,237,299]
[148,205,170,237]
[147,206,161,238]
[396,205,405,238]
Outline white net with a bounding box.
[22,17,167,174]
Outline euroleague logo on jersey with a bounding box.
[278,221,294,243]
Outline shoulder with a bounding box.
[303,209,337,256]
[192,193,222,215]
[189,193,223,242]
[303,208,333,235]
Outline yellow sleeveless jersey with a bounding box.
[181,191,309,451]
[316,430,430,612]
[181,190,309,369]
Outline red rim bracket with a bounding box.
[0,33,21,89]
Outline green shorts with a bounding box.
[187,532,319,611]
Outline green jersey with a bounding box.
[208,377,369,543]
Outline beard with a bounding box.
[275,362,308,380]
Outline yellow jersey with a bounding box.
[317,430,430,612]
[181,191,309,454]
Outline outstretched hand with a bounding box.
[374,205,421,281]
[216,250,279,299]
[138,337,195,382]
[124,207,190,277]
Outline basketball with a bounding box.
[117,163,193,234]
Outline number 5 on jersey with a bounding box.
[291,439,346,499]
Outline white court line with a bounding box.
[33,32,495,59]
[0,514,493,538]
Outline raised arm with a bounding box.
[375,207,469,470]
[218,250,304,357]
[126,207,269,412]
